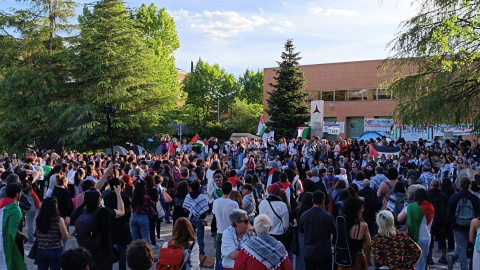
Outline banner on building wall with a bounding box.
[364,118,394,133]
[310,100,324,138]
[396,125,473,141]
[328,127,340,135]
[323,121,345,133]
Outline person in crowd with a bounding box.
[0,183,28,269]
[46,164,65,197]
[259,183,289,246]
[131,180,153,244]
[18,170,39,246]
[377,168,399,210]
[299,190,336,270]
[398,188,434,270]
[233,214,291,270]
[221,209,253,270]
[241,184,256,219]
[206,160,222,204]
[183,180,209,256]
[230,190,244,210]
[60,248,91,270]
[351,170,365,190]
[51,174,74,247]
[144,175,160,248]
[339,197,371,270]
[419,166,435,190]
[446,177,480,270]
[74,169,86,209]
[172,180,189,225]
[35,196,69,270]
[103,177,132,270]
[371,210,421,270]
[370,166,388,192]
[162,217,200,270]
[427,178,449,265]
[357,179,378,236]
[212,181,239,269]
[126,239,154,270]
[469,213,480,270]
[294,191,313,270]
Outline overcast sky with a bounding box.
[5,0,420,76]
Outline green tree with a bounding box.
[0,0,76,152]
[381,0,480,127]
[266,39,309,138]
[238,69,264,104]
[61,0,169,151]
[228,98,263,134]
[182,58,241,131]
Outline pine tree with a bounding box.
[266,39,309,138]
[61,0,169,150]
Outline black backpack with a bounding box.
[75,208,102,251]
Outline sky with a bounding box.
[4,0,420,76]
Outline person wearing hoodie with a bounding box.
[419,166,436,190]
[183,180,209,255]
[370,166,389,192]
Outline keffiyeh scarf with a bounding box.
[241,234,288,270]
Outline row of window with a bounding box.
[307,89,393,102]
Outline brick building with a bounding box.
[263,59,398,139]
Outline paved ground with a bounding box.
[24,213,462,269]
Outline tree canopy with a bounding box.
[381,0,480,128]
[238,69,264,105]
[266,39,309,138]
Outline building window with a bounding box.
[322,91,334,101]
[335,90,347,101]
[363,89,375,100]
[348,90,363,101]
[308,91,320,102]
[377,89,392,100]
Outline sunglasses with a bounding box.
[238,219,249,224]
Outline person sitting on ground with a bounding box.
[126,239,154,270]
[233,214,291,270]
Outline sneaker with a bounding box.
[439,257,448,265]
[427,259,434,265]
[447,253,456,270]
[165,220,172,224]
[151,244,160,249]
[157,237,165,241]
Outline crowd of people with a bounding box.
[0,133,480,270]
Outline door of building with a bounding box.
[348,117,364,139]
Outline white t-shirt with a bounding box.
[67,169,76,185]
[212,198,238,234]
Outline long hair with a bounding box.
[414,188,432,205]
[132,181,147,207]
[74,169,85,186]
[175,180,189,199]
[36,197,60,234]
[342,197,364,229]
[296,192,313,220]
[209,160,221,171]
[376,210,396,238]
[171,217,196,249]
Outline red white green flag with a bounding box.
[190,134,204,147]
[369,144,400,161]
[293,127,310,139]
[256,115,267,136]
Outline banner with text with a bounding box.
[364,118,394,133]
[323,121,345,133]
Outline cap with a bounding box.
[269,183,281,196]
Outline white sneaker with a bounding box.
[157,237,165,241]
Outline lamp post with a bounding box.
[103,105,116,158]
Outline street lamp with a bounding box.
[103,105,116,158]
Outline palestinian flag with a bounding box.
[369,144,400,161]
[190,134,204,147]
[407,201,434,242]
[256,115,267,136]
[0,198,26,270]
[293,127,310,139]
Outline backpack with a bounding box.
[75,208,102,251]
[362,189,379,212]
[455,196,476,227]
[323,175,338,198]
[335,215,353,266]
[156,241,195,270]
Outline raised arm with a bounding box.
[95,162,114,190]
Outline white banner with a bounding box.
[310,101,324,138]
[328,127,340,135]
[323,121,345,133]
[364,118,394,133]
[400,124,473,141]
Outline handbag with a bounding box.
[27,238,38,260]
[31,189,41,210]
[141,204,158,220]
[199,255,215,268]
[156,201,165,219]
[164,190,173,203]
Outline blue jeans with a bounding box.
[37,246,63,270]
[131,214,150,244]
[25,196,37,245]
[452,229,469,270]
[296,233,305,270]
[237,153,244,169]
[115,244,127,270]
[190,217,205,255]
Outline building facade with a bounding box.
[263,59,397,139]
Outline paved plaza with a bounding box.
[24,213,461,270]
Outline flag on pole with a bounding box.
[256,115,267,136]
[293,127,310,139]
[369,144,400,161]
[190,134,204,147]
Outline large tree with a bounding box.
[238,69,264,104]
[0,0,76,152]
[381,0,480,127]
[61,0,171,151]
[266,39,309,138]
[182,58,241,131]
[228,98,263,134]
